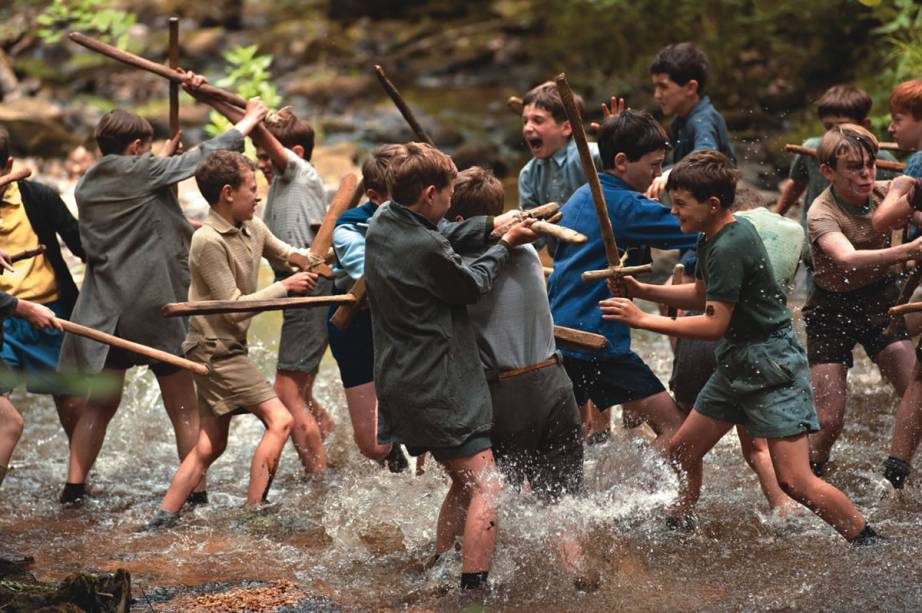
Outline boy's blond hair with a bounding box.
[385,142,457,206]
[447,167,504,219]
[816,123,879,169]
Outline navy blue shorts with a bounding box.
[327,304,374,388]
[563,352,666,408]
[1,299,68,395]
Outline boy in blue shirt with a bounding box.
[548,110,697,461]
[647,42,736,200]
[601,151,882,544]
[888,79,922,178]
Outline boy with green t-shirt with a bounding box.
[599,151,882,544]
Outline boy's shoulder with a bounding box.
[336,202,377,228]
[276,148,321,182]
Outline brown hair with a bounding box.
[361,144,405,195]
[815,85,872,122]
[385,142,457,206]
[816,123,878,169]
[195,150,255,205]
[95,109,153,156]
[0,126,9,166]
[666,150,739,209]
[890,80,922,120]
[650,42,709,93]
[522,81,583,125]
[265,108,315,160]
[447,167,504,219]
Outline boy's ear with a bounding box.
[708,195,722,211]
[291,144,305,159]
[819,162,836,182]
[220,183,235,202]
[453,215,463,222]
[613,151,628,172]
[561,119,573,138]
[685,79,699,97]
[861,117,872,129]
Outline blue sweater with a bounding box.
[548,173,698,360]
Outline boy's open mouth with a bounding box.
[527,137,543,151]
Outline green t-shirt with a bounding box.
[695,216,790,342]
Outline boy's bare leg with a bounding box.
[66,368,126,484]
[735,426,796,511]
[156,370,206,493]
[579,401,592,440]
[808,363,847,469]
[0,396,24,468]
[275,370,328,474]
[344,382,392,460]
[622,391,685,454]
[434,476,471,558]
[276,370,334,438]
[890,363,922,462]
[767,434,866,540]
[875,340,915,396]
[245,397,293,505]
[53,394,82,443]
[440,450,501,574]
[668,410,734,518]
[160,413,232,513]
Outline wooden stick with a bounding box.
[0,167,31,191]
[373,64,434,146]
[162,294,354,318]
[888,298,922,316]
[57,319,208,375]
[531,220,587,244]
[580,264,653,282]
[667,263,685,318]
[168,17,180,197]
[553,325,607,352]
[309,174,358,266]
[9,244,46,264]
[886,266,922,330]
[68,32,248,109]
[489,202,561,239]
[543,266,553,277]
[784,144,906,172]
[329,276,366,331]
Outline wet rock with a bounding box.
[180,27,226,58]
[0,569,130,613]
[284,73,375,107]
[0,548,34,579]
[0,98,83,158]
[0,50,22,101]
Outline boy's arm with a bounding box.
[610,275,707,311]
[622,195,699,251]
[872,176,918,232]
[332,224,366,280]
[32,182,85,261]
[774,178,807,216]
[815,230,922,269]
[200,95,289,171]
[600,296,732,341]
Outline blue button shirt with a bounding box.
[548,173,698,360]
[518,138,602,211]
[669,96,737,166]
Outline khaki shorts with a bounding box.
[183,337,276,417]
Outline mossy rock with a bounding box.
[0,569,130,613]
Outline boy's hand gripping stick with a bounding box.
[554,73,653,283]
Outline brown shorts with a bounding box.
[183,337,276,417]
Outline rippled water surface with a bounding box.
[3,288,922,611]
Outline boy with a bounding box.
[647,42,736,199]
[57,80,267,505]
[803,124,919,476]
[147,150,319,529]
[448,167,588,586]
[888,79,922,178]
[600,150,882,544]
[0,126,84,440]
[775,86,900,226]
[547,111,697,459]
[518,81,602,213]
[202,98,328,475]
[328,144,407,468]
[0,284,63,487]
[364,142,537,590]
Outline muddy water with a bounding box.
[2,271,922,611]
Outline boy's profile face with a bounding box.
[620,149,666,193]
[255,147,274,183]
[522,104,572,160]
[651,74,696,117]
[888,110,922,151]
[228,167,260,223]
[821,150,876,205]
[669,188,714,233]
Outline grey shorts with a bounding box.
[695,324,820,439]
[275,274,332,374]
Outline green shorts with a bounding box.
[695,325,819,439]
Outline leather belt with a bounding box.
[497,353,561,380]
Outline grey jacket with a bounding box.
[365,202,509,449]
[59,130,244,373]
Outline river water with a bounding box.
[2,273,921,611]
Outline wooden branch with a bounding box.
[168,17,180,138]
[68,32,248,109]
[553,325,607,352]
[543,266,553,277]
[531,220,587,244]
[309,174,358,267]
[329,276,366,330]
[373,64,434,146]
[507,96,524,115]
[348,177,367,209]
[580,264,653,282]
[784,144,906,172]
[57,319,208,375]
[886,266,922,329]
[667,263,685,319]
[490,202,561,239]
[0,167,31,191]
[889,299,922,316]
[9,244,46,263]
[161,294,355,317]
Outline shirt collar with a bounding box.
[204,209,250,236]
[389,200,440,230]
[551,138,576,167]
[1,181,22,208]
[685,96,711,119]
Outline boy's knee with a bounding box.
[2,411,24,439]
[274,411,294,436]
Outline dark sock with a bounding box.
[851,523,887,547]
[883,456,911,489]
[59,482,86,504]
[0,465,9,487]
[809,460,826,477]
[144,509,180,531]
[186,491,209,506]
[385,445,409,473]
[460,571,489,590]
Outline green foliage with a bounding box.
[205,44,282,158]
[35,0,136,48]
[864,0,922,134]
